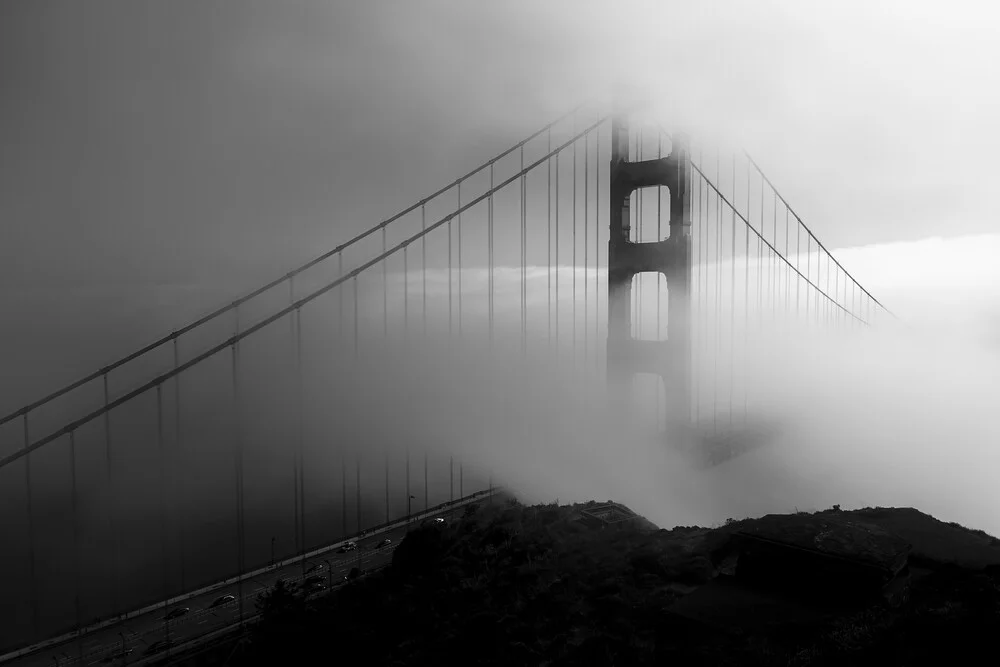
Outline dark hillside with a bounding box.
[236,499,1000,666]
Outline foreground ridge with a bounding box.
[226,498,1000,667]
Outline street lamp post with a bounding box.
[324,559,332,591]
[119,632,127,664]
[270,537,275,568]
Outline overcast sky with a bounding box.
[2,0,998,289]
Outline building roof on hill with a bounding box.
[580,502,638,526]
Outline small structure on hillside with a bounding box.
[579,502,638,530]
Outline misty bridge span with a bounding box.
[0,100,891,665]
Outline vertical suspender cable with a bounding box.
[157,385,168,628]
[547,129,553,346]
[555,148,560,346]
[521,145,527,353]
[635,132,641,340]
[458,183,463,338]
[489,165,495,347]
[758,175,763,335]
[703,153,711,425]
[852,282,857,328]
[796,220,802,319]
[353,277,359,358]
[341,450,347,539]
[656,134,662,429]
[595,124,601,365]
[744,166,750,422]
[404,247,409,339]
[712,162,722,433]
[765,193,771,320]
[25,415,38,638]
[102,374,116,615]
[584,132,589,358]
[338,253,344,340]
[448,199,453,337]
[290,281,299,558]
[694,154,704,426]
[573,121,578,352]
[383,227,388,338]
[232,310,245,626]
[771,192,777,324]
[820,253,826,326]
[422,205,427,337]
[730,157,736,426]
[296,306,306,572]
[817,252,824,325]
[69,430,82,661]
[824,248,831,324]
[844,269,849,328]
[785,209,790,317]
[173,338,184,592]
[806,235,811,321]
[830,260,843,324]
[639,130,645,340]
[826,251,832,327]
[231,349,245,625]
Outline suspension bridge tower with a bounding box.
[606,112,693,436]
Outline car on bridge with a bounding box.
[422,517,446,527]
[306,562,324,573]
[144,639,176,655]
[164,606,190,620]
[304,580,326,594]
[210,594,236,608]
[304,575,324,587]
[100,647,134,663]
[374,538,391,550]
[338,541,357,553]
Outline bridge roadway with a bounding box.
[4,490,498,667]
